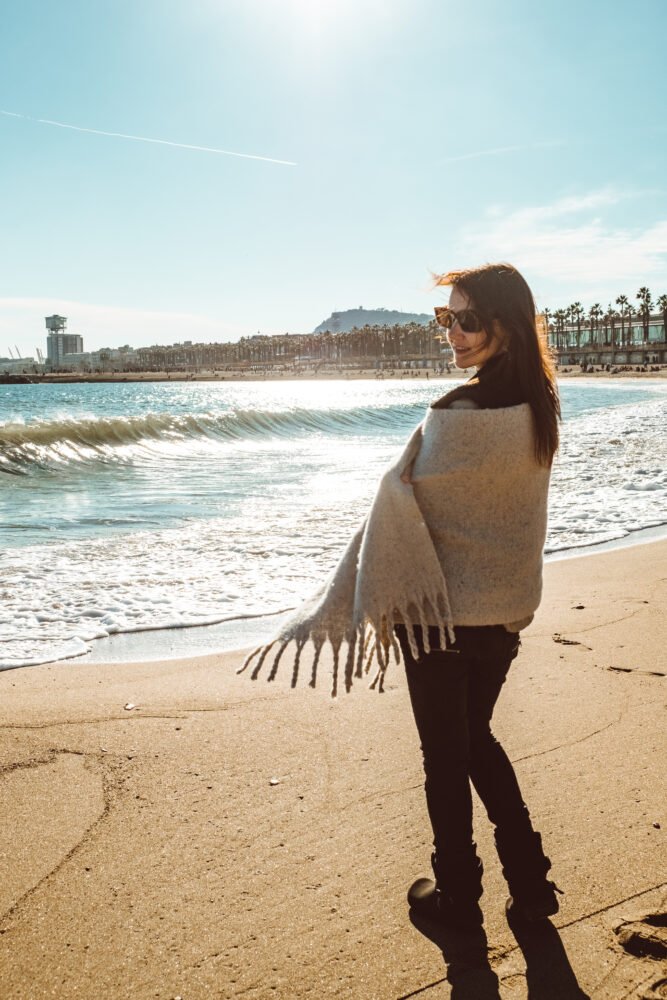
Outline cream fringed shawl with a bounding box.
[238,403,550,696]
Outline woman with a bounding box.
[397,262,562,931]
[240,261,561,930]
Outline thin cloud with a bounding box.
[438,140,564,165]
[0,110,297,166]
[456,190,667,305]
[484,188,624,224]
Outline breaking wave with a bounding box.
[0,403,421,474]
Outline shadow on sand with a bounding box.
[407,908,590,999]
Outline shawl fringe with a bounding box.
[237,585,456,697]
[236,403,546,696]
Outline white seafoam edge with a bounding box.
[58,520,667,666]
[2,393,666,670]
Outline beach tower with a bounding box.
[45,315,83,366]
[45,315,67,334]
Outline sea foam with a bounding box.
[1,380,665,669]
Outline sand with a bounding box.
[20,366,667,383]
[1,541,665,999]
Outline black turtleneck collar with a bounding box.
[431,350,527,410]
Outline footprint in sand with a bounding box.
[614,912,667,961]
[642,978,667,999]
[607,665,666,677]
[552,633,593,650]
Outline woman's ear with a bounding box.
[492,320,510,349]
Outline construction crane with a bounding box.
[36,348,44,364]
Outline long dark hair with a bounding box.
[434,262,561,466]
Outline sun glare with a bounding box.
[266,0,391,40]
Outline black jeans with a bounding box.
[396,624,536,894]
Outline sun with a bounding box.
[266,0,390,40]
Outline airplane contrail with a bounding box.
[0,110,297,166]
[439,140,563,165]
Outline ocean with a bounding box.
[1,378,666,669]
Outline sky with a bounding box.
[1,0,666,358]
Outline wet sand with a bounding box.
[0,541,665,998]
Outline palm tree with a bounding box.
[657,294,667,342]
[601,307,610,345]
[563,306,572,347]
[636,287,653,344]
[363,324,372,361]
[565,304,573,346]
[390,323,401,360]
[604,304,620,357]
[542,307,553,349]
[615,295,631,346]
[554,309,568,351]
[569,302,585,349]
[588,303,602,347]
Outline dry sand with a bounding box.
[1,541,665,999]
[26,367,667,384]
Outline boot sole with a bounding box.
[506,894,559,924]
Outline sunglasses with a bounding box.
[434,306,484,334]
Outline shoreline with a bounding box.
[1,540,665,998]
[4,376,666,674]
[6,367,667,384]
[35,521,667,668]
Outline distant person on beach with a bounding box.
[241,261,562,933]
[397,262,562,930]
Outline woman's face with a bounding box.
[446,286,504,370]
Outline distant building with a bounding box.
[45,315,83,366]
[61,352,92,368]
[546,312,666,365]
[0,355,35,373]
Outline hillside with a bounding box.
[313,307,432,334]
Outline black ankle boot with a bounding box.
[505,880,563,923]
[407,850,484,930]
[495,829,563,923]
[408,877,484,929]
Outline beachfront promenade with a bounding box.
[5,306,667,380]
[0,541,665,999]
